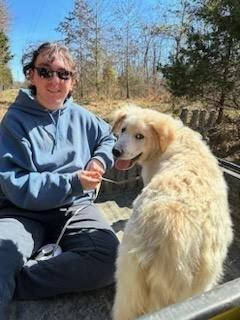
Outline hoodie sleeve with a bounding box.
[0,115,84,211]
[88,115,116,170]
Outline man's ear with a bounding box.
[27,68,34,83]
[111,110,127,135]
[149,121,175,153]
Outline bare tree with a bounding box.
[57,0,114,97]
[140,23,170,93]
[88,0,110,95]
[56,0,94,98]
[113,0,142,99]
[169,0,194,60]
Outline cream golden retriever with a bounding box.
[111,105,233,320]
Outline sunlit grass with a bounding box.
[0,88,18,103]
[0,89,18,120]
[0,88,239,123]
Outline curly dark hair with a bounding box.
[21,42,78,97]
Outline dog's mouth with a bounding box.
[115,153,142,171]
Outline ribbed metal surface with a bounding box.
[218,158,240,179]
[137,278,240,320]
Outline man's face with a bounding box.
[29,50,74,110]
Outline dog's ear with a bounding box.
[111,110,127,135]
[150,121,175,153]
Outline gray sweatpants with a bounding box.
[0,203,119,320]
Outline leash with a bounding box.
[101,176,141,185]
[35,175,142,261]
[35,194,96,261]
[53,203,92,253]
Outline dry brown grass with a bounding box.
[0,89,19,120]
[81,97,173,122]
[0,90,173,121]
[0,89,171,120]
[0,89,202,121]
[0,89,239,164]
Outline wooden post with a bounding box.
[207,110,217,128]
[198,110,207,131]
[190,109,199,129]
[179,108,188,125]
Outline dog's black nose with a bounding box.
[112,148,122,158]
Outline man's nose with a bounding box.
[51,73,60,81]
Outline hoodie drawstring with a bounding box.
[48,109,61,153]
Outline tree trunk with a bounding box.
[216,92,225,124]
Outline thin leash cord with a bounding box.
[53,193,97,255]
[52,175,141,254]
[53,204,91,252]
[101,176,141,185]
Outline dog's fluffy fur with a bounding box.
[111,105,233,320]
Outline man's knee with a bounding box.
[67,229,119,290]
[89,229,119,261]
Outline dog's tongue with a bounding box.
[115,159,132,171]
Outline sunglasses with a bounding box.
[34,67,73,80]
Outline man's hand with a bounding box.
[85,159,105,176]
[78,170,102,191]
[78,159,105,191]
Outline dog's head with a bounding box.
[111,105,176,170]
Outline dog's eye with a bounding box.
[135,133,144,140]
[121,127,126,133]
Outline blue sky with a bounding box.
[7,0,176,82]
[8,0,75,82]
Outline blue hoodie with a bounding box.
[0,89,115,211]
